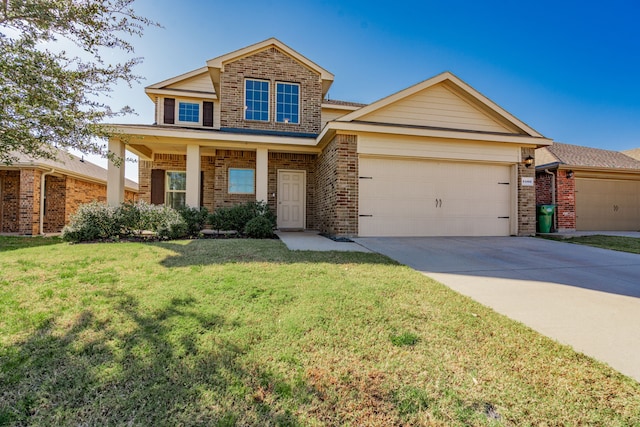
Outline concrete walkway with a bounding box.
[276,230,371,252]
[353,236,640,382]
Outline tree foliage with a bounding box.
[0,0,158,164]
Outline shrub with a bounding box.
[62,201,189,243]
[178,206,209,237]
[62,202,118,242]
[208,201,276,237]
[244,215,275,238]
[116,201,142,236]
[153,205,188,239]
[208,207,234,233]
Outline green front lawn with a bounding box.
[1,237,639,426]
[541,234,640,254]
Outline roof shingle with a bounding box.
[9,148,138,190]
[537,142,640,170]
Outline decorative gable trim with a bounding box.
[336,72,544,138]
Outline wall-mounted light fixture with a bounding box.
[524,155,534,168]
[566,170,574,178]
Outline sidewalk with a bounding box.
[276,230,370,252]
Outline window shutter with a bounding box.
[203,101,214,127]
[151,169,165,205]
[163,98,175,124]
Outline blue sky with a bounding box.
[96,0,640,179]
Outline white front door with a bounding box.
[277,170,305,229]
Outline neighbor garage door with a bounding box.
[358,157,513,236]
[575,178,640,231]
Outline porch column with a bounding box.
[107,138,125,207]
[255,148,268,202]
[186,144,201,208]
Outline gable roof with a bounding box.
[622,147,640,161]
[336,71,545,138]
[206,37,334,98]
[5,149,138,190]
[537,142,640,170]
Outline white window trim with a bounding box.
[275,81,301,125]
[166,170,187,208]
[244,78,270,122]
[228,168,256,194]
[176,100,202,126]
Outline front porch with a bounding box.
[107,132,319,230]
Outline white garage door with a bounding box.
[575,178,640,231]
[358,157,512,236]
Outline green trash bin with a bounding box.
[537,205,555,233]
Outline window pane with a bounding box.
[178,102,199,123]
[276,82,299,124]
[166,192,185,210]
[167,171,186,191]
[245,79,269,121]
[228,168,255,194]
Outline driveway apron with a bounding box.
[353,236,640,382]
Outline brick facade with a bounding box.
[517,147,536,236]
[43,176,66,233]
[219,47,322,135]
[315,134,359,236]
[536,168,576,231]
[19,169,40,235]
[0,171,20,233]
[1,168,136,235]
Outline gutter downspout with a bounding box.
[40,169,55,235]
[544,169,556,232]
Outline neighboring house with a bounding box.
[0,150,138,235]
[107,38,551,237]
[536,142,640,231]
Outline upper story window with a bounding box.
[245,79,269,122]
[276,82,300,124]
[178,101,200,123]
[163,98,214,127]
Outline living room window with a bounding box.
[166,171,186,209]
[245,79,269,122]
[178,102,200,123]
[276,82,299,124]
[228,168,255,194]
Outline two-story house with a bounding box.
[107,38,551,237]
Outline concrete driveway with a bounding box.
[353,236,640,382]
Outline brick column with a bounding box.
[19,169,41,235]
[517,147,536,236]
[556,170,576,231]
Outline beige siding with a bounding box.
[321,108,349,128]
[358,133,520,163]
[358,83,514,133]
[166,72,215,93]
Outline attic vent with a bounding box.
[270,47,279,54]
